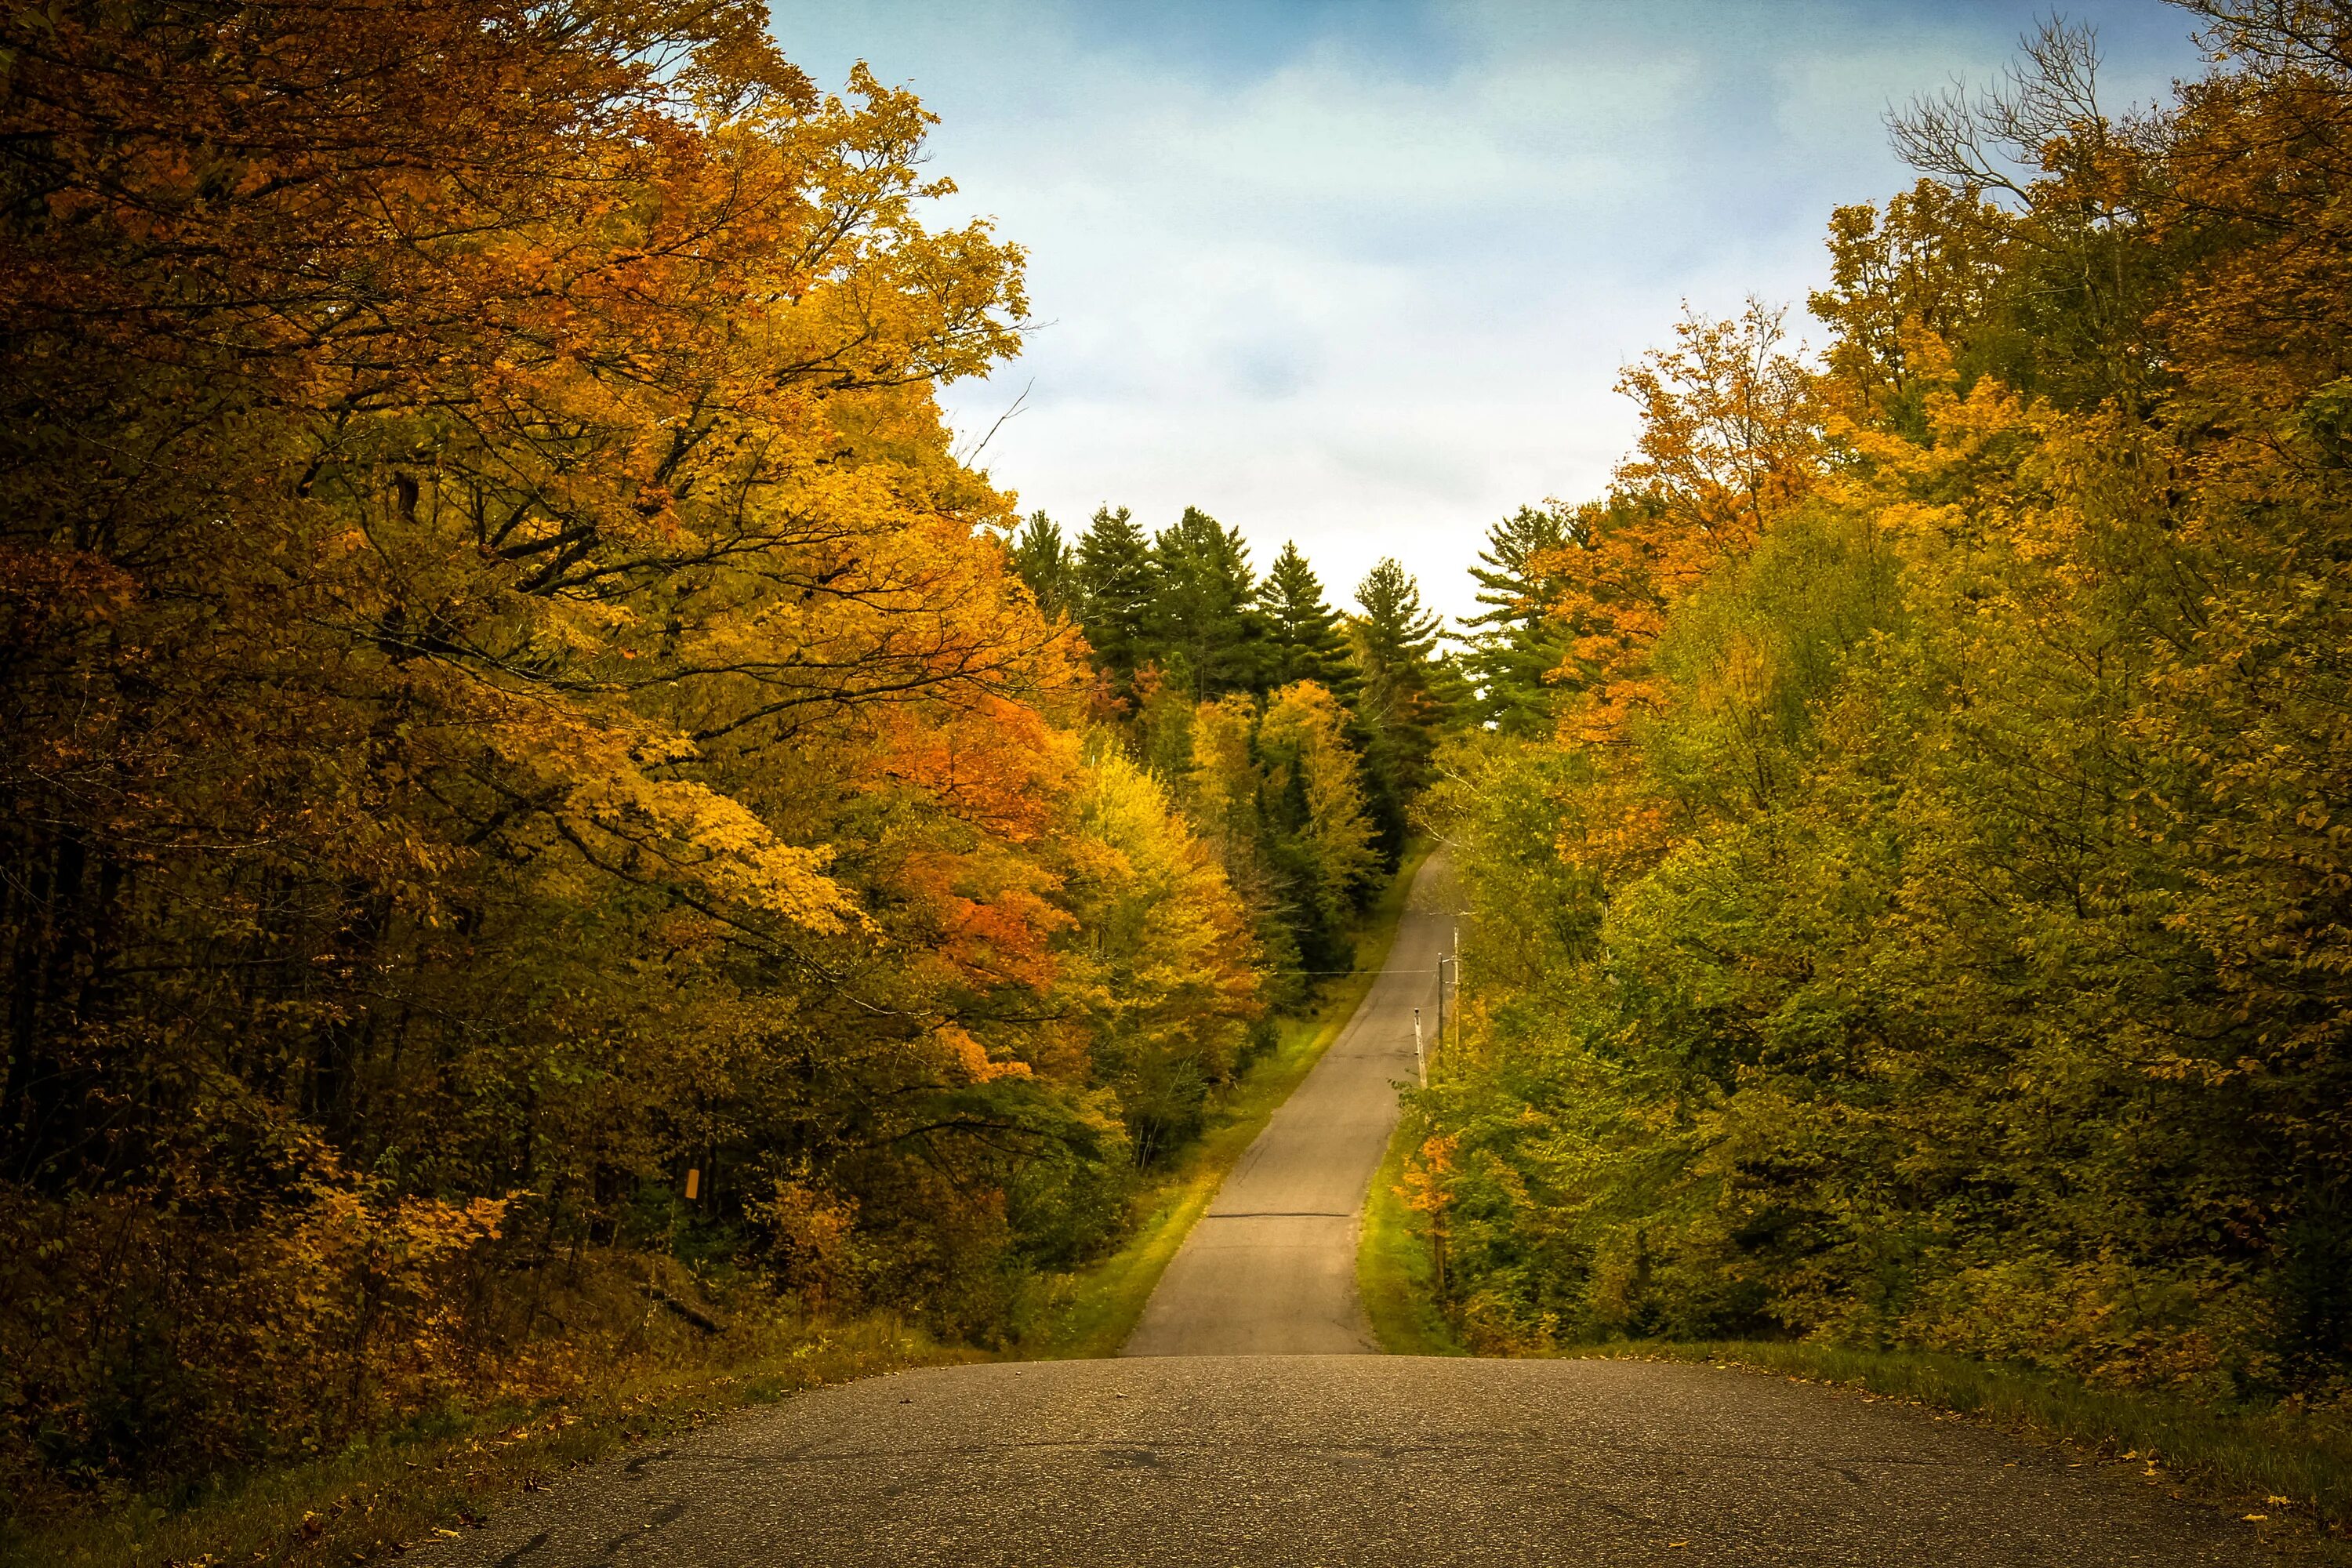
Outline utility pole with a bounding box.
[1435,956,1448,1075]
[1439,921,1458,1067]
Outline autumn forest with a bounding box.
[4,0,2351,1555]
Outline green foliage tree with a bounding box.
[1075,504,1157,699]
[1261,540,1356,698]
[1257,681,1379,971]
[1461,504,1576,733]
[1009,510,1076,621]
[1171,681,1378,1000]
[1348,557,1454,858]
[1148,506,1269,699]
[1057,515,1395,982]
[1178,691,1305,1007]
[1408,8,2352,1414]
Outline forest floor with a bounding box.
[4,1315,978,1568]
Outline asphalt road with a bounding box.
[1123,854,1455,1356]
[422,852,2264,1566]
[427,1356,2256,1566]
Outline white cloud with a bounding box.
[773,0,2204,619]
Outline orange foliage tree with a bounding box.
[0,0,1259,1490]
[1544,303,1817,750]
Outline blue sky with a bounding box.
[770,1,2209,622]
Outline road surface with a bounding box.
[426,1356,2257,1566]
[423,852,2265,1566]
[1123,853,1453,1355]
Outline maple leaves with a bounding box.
[0,0,1239,1489]
[1536,304,1817,753]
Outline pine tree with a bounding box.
[1074,504,1156,699]
[1009,510,1076,621]
[1148,506,1269,699]
[1461,503,1576,733]
[1352,557,1445,686]
[1348,557,1454,858]
[1261,541,1355,699]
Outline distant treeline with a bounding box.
[1007,505,1466,935]
[1414,5,2352,1412]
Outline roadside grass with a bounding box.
[1562,1338,2352,1557]
[2,1315,975,1568]
[1014,840,1433,1360]
[1357,1110,1465,1357]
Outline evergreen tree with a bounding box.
[1348,557,1454,858]
[1461,503,1576,733]
[1261,540,1355,699]
[1352,557,1446,696]
[1257,681,1378,971]
[1074,504,1156,699]
[1008,510,1076,621]
[1147,506,1269,699]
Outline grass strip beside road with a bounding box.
[1014,841,1433,1360]
[1358,1109,1465,1358]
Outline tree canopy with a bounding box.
[1350,557,1463,855]
[0,0,1314,1495]
[1073,504,1157,699]
[1410,6,2352,1415]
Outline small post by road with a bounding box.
[1414,1007,1425,1087]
